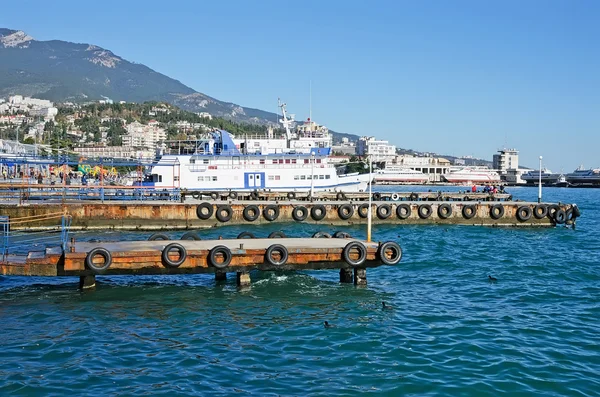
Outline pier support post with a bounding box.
[79,275,96,290]
[215,271,227,282]
[354,268,367,286]
[340,268,353,283]
[236,272,251,287]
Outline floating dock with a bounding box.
[0,198,580,230]
[0,237,402,288]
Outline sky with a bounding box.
[1,0,598,171]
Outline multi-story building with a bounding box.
[73,145,155,160]
[356,136,396,160]
[493,148,519,172]
[122,122,166,149]
[392,155,452,182]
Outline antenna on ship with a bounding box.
[309,80,312,123]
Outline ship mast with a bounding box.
[278,98,295,148]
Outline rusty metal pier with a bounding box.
[0,237,403,289]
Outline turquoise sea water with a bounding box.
[1,186,599,396]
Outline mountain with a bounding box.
[0,28,281,125]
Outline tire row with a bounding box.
[194,202,577,223]
[84,239,402,274]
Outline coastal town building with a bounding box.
[493,148,526,184]
[122,122,166,149]
[391,155,452,182]
[356,136,396,160]
[73,145,155,160]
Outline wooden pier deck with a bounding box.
[0,237,403,288]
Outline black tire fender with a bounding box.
[333,231,352,238]
[342,241,367,267]
[312,231,332,238]
[162,243,187,268]
[196,202,214,220]
[228,191,238,200]
[533,204,548,219]
[242,205,260,222]
[311,204,326,221]
[516,206,532,222]
[462,204,476,219]
[554,209,566,224]
[191,191,200,199]
[268,231,287,238]
[358,203,370,219]
[336,192,347,201]
[85,247,112,273]
[378,241,402,265]
[338,204,354,220]
[292,206,308,222]
[418,204,432,219]
[489,204,504,220]
[237,231,256,239]
[263,204,280,221]
[148,233,170,241]
[180,231,201,240]
[215,205,233,222]
[209,245,232,269]
[372,192,382,201]
[287,191,296,200]
[210,191,219,200]
[437,203,452,219]
[376,204,392,219]
[396,204,411,219]
[265,244,288,266]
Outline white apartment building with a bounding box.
[74,145,155,160]
[493,148,519,172]
[356,136,396,160]
[122,122,166,149]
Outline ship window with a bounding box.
[292,159,297,164]
[304,159,309,164]
[316,159,322,164]
[300,175,306,180]
[272,160,277,164]
[294,175,299,180]
[212,176,217,181]
[275,175,280,180]
[190,159,195,164]
[326,175,330,179]
[254,142,260,147]
[203,159,209,164]
[285,159,291,164]
[307,175,312,180]
[174,176,180,182]
[319,175,324,179]
[268,175,274,180]
[260,159,265,164]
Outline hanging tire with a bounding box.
[572,205,581,218]
[358,203,370,218]
[311,204,326,221]
[242,205,260,222]
[312,231,332,238]
[85,247,112,273]
[196,202,214,220]
[229,191,238,200]
[264,244,288,266]
[338,204,354,220]
[409,193,418,201]
[342,241,367,267]
[533,204,548,219]
[378,242,402,265]
[554,209,566,224]
[287,191,296,200]
[191,191,200,199]
[377,204,392,219]
[336,192,347,201]
[263,205,279,221]
[489,204,504,220]
[209,245,232,269]
[418,204,432,219]
[372,192,381,201]
[437,203,452,219]
[161,243,187,268]
[268,231,287,238]
[292,206,308,221]
[215,205,233,222]
[180,231,201,240]
[516,206,532,222]
[237,231,256,239]
[462,205,476,219]
[210,191,219,200]
[333,231,352,238]
[565,208,574,222]
[148,233,169,241]
[391,193,400,201]
[547,205,560,219]
[250,191,259,200]
[396,204,411,219]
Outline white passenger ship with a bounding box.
[144,101,368,193]
[442,166,501,184]
[373,165,429,184]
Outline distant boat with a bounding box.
[552,174,570,187]
[373,165,429,184]
[521,168,561,185]
[566,166,600,185]
[442,166,501,184]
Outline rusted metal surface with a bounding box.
[0,238,390,277]
[0,200,578,230]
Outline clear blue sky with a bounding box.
[2,0,598,171]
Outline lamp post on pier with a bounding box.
[538,156,543,203]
